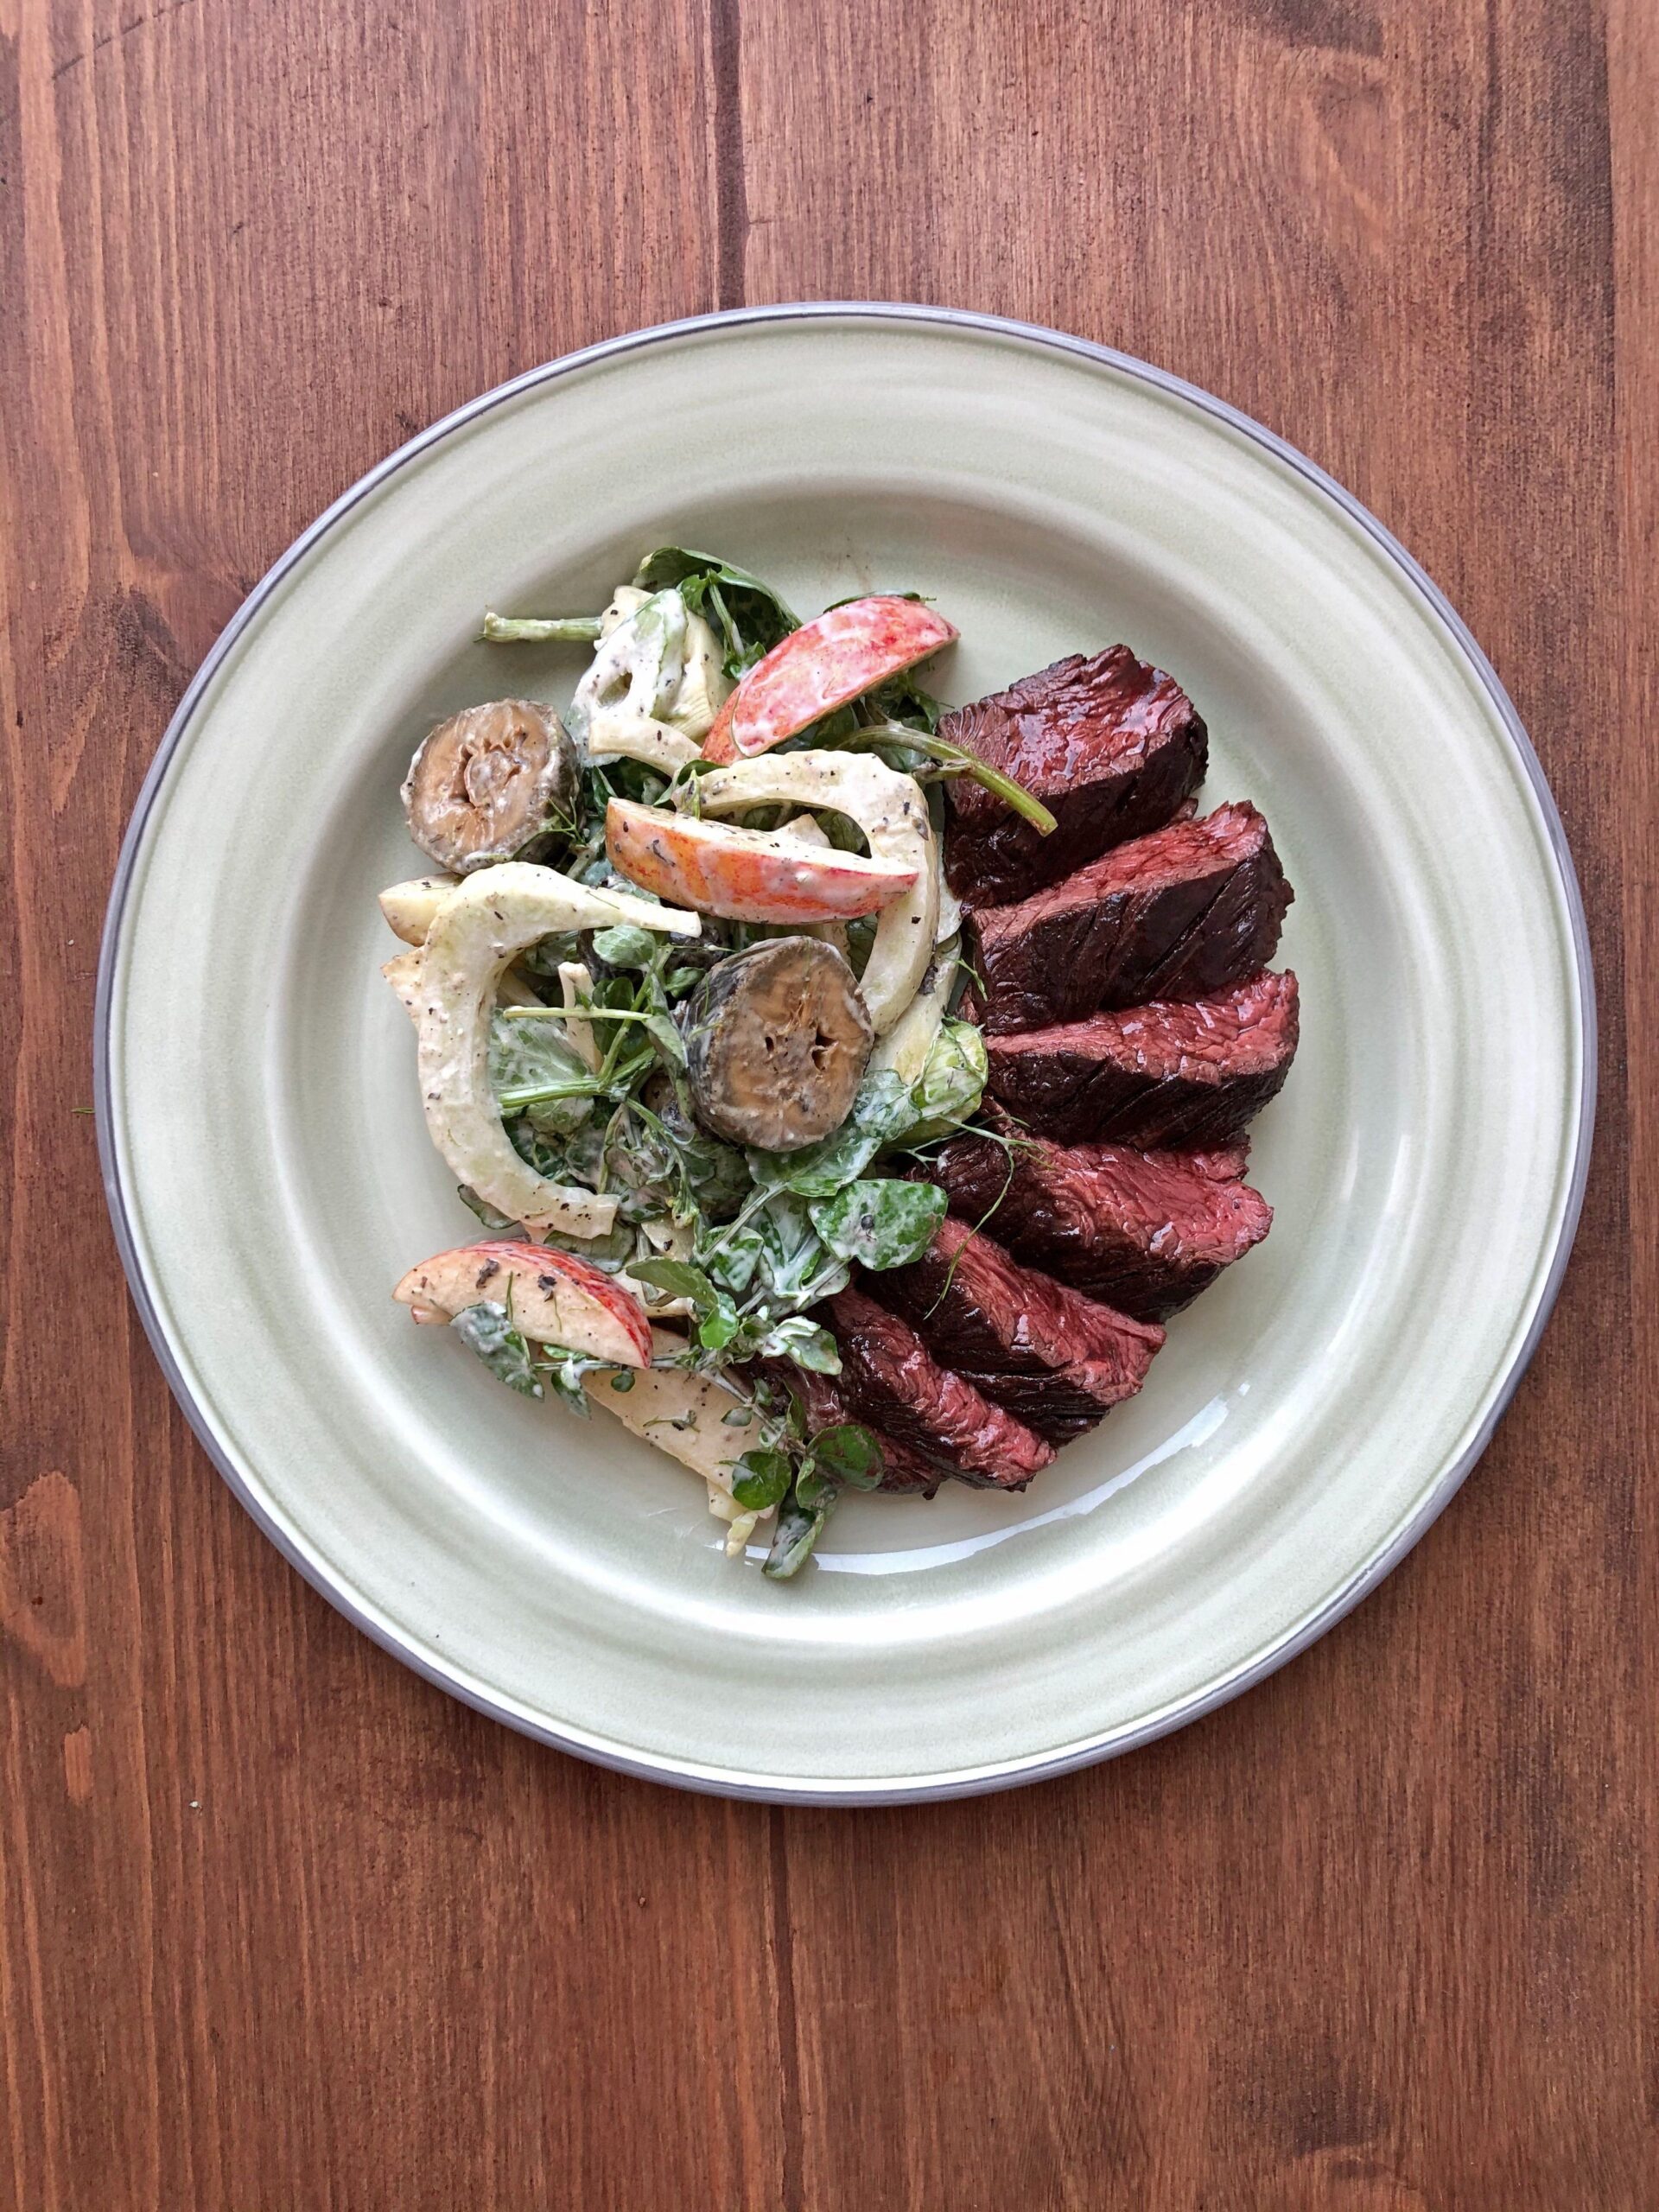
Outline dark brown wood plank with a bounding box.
[0,0,1650,2205]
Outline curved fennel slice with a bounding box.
[415,862,700,1236]
[868,933,959,1084]
[582,709,702,773]
[690,751,938,1033]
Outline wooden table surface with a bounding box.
[3,3,1653,2204]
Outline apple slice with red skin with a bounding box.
[701,596,956,762]
[605,797,918,923]
[393,1242,652,1367]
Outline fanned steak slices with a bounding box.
[984,969,1299,1148]
[916,1118,1272,1319]
[942,647,1208,906]
[873,1217,1165,1444]
[968,802,1293,1035]
[823,1289,1055,1490]
[760,1361,944,1497]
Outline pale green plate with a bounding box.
[97,307,1592,1802]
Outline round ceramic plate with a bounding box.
[98,306,1592,1802]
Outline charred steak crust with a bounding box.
[968,802,1293,1034]
[983,970,1300,1148]
[823,1288,1055,1489]
[913,1117,1273,1319]
[948,1367,1135,1445]
[871,1217,1163,1443]
[943,647,1207,906]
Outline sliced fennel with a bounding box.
[414,862,698,1236]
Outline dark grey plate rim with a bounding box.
[95,302,1598,1805]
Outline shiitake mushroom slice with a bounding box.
[401,699,579,874]
[683,938,873,1152]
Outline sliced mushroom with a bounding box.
[401,699,578,874]
[683,938,873,1152]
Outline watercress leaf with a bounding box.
[589,924,658,969]
[750,1193,846,1302]
[456,1185,519,1233]
[703,1223,765,1298]
[539,1347,596,1417]
[627,1256,720,1310]
[869,667,946,733]
[631,548,799,678]
[697,1297,742,1352]
[731,1447,793,1511]
[796,1459,841,1512]
[855,1067,919,1138]
[763,1491,831,1580]
[752,1316,842,1374]
[810,1178,947,1270]
[488,1011,594,1134]
[900,1018,988,1144]
[747,1117,882,1199]
[645,1012,688,1069]
[811,1422,885,1491]
[451,1303,543,1399]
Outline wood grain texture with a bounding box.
[1,0,1650,2204]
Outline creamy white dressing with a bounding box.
[583,1329,774,1548]
[577,594,728,761]
[583,709,702,772]
[556,960,601,1074]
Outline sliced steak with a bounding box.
[760,1361,944,1497]
[943,647,1207,906]
[916,1115,1272,1319]
[968,802,1293,1034]
[822,1288,1055,1489]
[873,1216,1164,1443]
[983,969,1299,1147]
[943,1367,1124,1443]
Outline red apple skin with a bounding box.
[701,597,957,762]
[393,1242,651,1367]
[605,798,918,923]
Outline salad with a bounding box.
[382,549,1053,1578]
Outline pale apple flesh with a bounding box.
[392,1241,652,1368]
[701,596,957,762]
[604,798,918,923]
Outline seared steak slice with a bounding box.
[917,1117,1272,1318]
[760,1361,944,1497]
[969,803,1293,1034]
[873,1216,1164,1443]
[944,1368,1126,1444]
[943,647,1207,906]
[984,970,1299,1147]
[823,1288,1055,1489]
